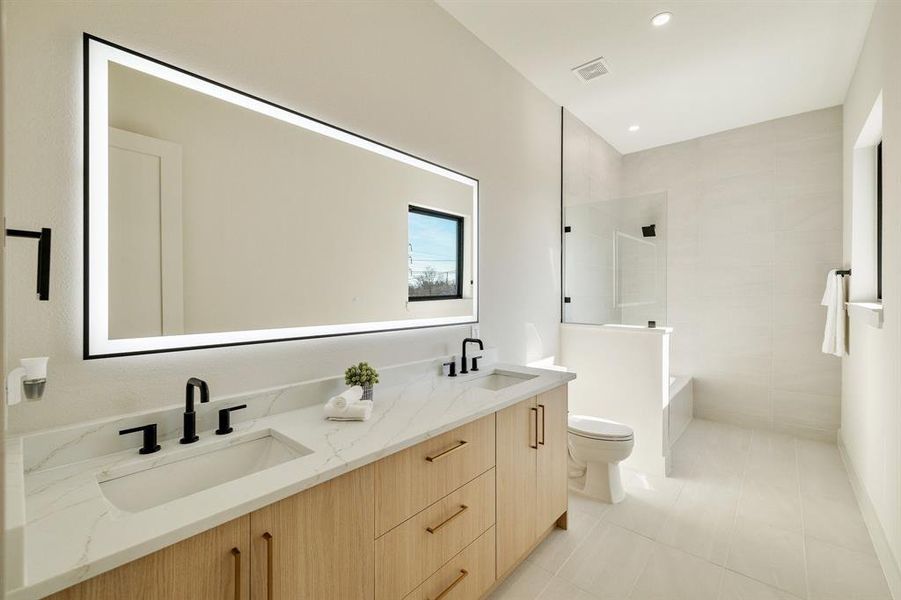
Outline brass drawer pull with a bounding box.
[530,407,539,449]
[425,440,468,462]
[230,548,241,600]
[263,532,273,600]
[431,569,469,600]
[426,504,468,534]
[538,404,546,445]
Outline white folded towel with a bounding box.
[821,269,847,357]
[329,386,363,410]
[324,400,373,421]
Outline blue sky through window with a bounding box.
[408,211,459,282]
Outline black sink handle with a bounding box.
[216,404,248,435]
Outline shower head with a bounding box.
[642,224,656,238]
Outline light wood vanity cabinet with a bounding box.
[46,515,251,600]
[376,469,495,600]
[536,386,569,529]
[47,468,372,600]
[374,414,496,536]
[250,466,375,600]
[402,527,497,600]
[495,395,539,576]
[47,385,568,600]
[496,387,569,577]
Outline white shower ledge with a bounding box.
[3,362,574,600]
[566,323,674,335]
[847,301,883,328]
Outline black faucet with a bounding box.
[180,377,210,444]
[460,338,484,375]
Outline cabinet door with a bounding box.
[250,465,374,600]
[47,516,250,600]
[536,385,568,529]
[495,396,538,577]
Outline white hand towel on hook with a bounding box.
[821,269,847,357]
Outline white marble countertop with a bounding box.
[5,362,574,600]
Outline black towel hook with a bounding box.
[6,227,52,300]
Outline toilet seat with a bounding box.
[568,414,633,442]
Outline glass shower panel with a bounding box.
[563,192,667,326]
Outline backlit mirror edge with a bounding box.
[83,33,479,359]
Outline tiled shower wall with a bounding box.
[622,107,843,440]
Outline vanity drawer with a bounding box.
[375,468,496,600]
[375,414,495,536]
[403,526,496,600]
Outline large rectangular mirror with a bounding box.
[85,35,478,358]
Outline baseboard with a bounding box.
[837,429,901,600]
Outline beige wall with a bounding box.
[2,1,561,433]
[841,0,901,593]
[622,107,844,440]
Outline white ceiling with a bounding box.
[437,0,874,154]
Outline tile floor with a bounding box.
[489,419,891,600]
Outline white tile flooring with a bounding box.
[489,419,891,600]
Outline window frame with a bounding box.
[407,205,465,302]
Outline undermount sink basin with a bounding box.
[98,429,310,513]
[465,371,537,391]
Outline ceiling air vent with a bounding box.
[571,57,609,82]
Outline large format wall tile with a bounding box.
[622,106,842,436]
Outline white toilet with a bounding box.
[567,414,635,503]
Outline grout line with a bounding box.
[546,509,602,577]
[530,565,555,600]
[623,537,656,599]
[795,436,812,599]
[720,425,752,586]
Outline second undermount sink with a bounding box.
[98,429,310,513]
[464,370,537,391]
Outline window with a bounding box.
[877,141,883,300]
[408,206,463,300]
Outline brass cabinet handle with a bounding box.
[426,504,468,534]
[230,548,241,600]
[262,532,273,600]
[530,407,539,449]
[538,404,546,446]
[425,440,468,462]
[430,569,469,600]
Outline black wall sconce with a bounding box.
[6,227,52,301]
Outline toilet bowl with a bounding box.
[567,415,634,503]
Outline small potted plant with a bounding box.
[345,361,379,401]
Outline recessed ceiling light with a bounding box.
[629,124,640,132]
[651,12,672,27]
